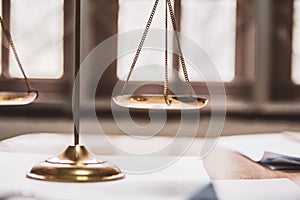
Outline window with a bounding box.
[117,0,237,83]
[0,0,74,100]
[118,0,174,81]
[0,0,2,76]
[292,0,300,84]
[9,0,64,79]
[180,0,236,82]
[3,0,300,113]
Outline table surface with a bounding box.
[1,133,300,186]
[204,146,300,186]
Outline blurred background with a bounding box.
[1,0,300,140]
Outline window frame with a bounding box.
[0,0,252,103]
[3,0,298,115]
[271,0,300,100]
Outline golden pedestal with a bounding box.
[27,145,125,182]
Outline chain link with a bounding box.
[0,16,33,92]
[166,0,192,96]
[120,0,193,99]
[164,0,171,105]
[120,0,160,95]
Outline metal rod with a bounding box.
[74,0,81,145]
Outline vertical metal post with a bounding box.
[74,0,81,145]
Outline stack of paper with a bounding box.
[219,132,300,169]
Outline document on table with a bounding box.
[0,152,209,200]
[219,132,300,169]
[189,178,300,200]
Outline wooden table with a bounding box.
[1,133,300,185]
[205,146,300,186]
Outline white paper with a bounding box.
[213,179,300,200]
[219,133,300,162]
[0,152,209,200]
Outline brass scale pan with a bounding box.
[0,91,38,106]
[113,95,208,110]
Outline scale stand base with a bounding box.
[26,145,125,182]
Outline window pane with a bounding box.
[9,0,64,79]
[181,0,236,82]
[118,0,173,81]
[0,1,2,76]
[292,0,300,84]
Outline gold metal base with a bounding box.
[26,145,125,182]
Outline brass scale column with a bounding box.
[26,0,125,182]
